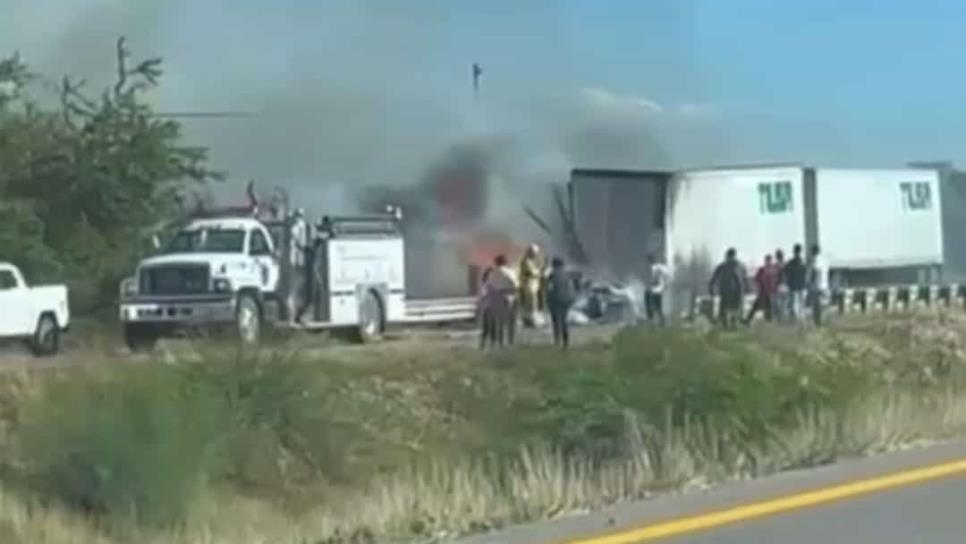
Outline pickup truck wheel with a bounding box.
[236,293,262,345]
[32,314,60,357]
[124,324,158,353]
[356,291,384,344]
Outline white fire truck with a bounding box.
[117,204,476,351]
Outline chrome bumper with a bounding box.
[119,295,235,324]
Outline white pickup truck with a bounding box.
[0,262,70,356]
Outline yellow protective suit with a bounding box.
[518,245,545,327]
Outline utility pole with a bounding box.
[472,62,482,103]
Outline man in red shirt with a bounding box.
[744,254,779,324]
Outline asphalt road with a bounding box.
[666,475,966,544]
[461,440,966,544]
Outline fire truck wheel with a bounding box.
[236,293,262,345]
[357,291,384,343]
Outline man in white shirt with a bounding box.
[290,208,308,269]
[286,208,309,321]
[807,244,830,326]
[646,253,671,326]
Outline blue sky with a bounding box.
[430,0,966,167]
[5,0,966,182]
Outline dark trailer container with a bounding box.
[570,168,673,280]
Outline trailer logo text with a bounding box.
[900,181,932,211]
[758,181,793,214]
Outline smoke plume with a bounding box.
[3,0,721,296]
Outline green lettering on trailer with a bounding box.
[900,181,932,211]
[758,181,793,214]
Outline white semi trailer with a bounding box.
[571,164,945,316]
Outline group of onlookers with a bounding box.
[709,243,829,328]
[477,245,577,350]
[477,241,830,350]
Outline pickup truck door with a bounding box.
[0,268,28,336]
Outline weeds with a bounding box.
[15,365,223,525]
[1,313,966,542]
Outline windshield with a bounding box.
[166,229,245,253]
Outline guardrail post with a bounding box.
[939,285,952,307]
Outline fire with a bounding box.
[463,229,521,267]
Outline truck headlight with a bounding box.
[120,277,137,299]
[213,278,232,293]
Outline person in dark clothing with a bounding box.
[295,234,324,325]
[783,244,808,323]
[478,266,496,350]
[745,254,779,324]
[545,257,575,348]
[709,248,747,329]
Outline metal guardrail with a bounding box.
[403,297,478,323]
[694,284,966,320]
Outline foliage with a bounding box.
[16,365,223,525]
[5,315,966,540]
[10,349,341,526]
[0,38,220,312]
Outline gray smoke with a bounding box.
[3,0,723,294]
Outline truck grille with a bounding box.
[139,264,211,296]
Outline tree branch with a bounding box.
[114,36,129,98]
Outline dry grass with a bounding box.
[2,389,965,544]
[3,312,966,543]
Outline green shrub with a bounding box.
[190,350,350,487]
[536,367,630,456]
[16,365,223,525]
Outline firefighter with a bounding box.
[518,244,545,328]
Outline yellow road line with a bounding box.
[565,457,966,544]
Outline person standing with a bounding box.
[478,255,517,350]
[290,208,308,269]
[500,255,521,345]
[784,244,808,323]
[709,248,747,329]
[518,244,544,328]
[477,267,498,350]
[807,244,830,326]
[645,253,670,326]
[295,231,323,325]
[744,254,779,324]
[773,249,788,322]
[545,257,576,349]
[281,208,310,321]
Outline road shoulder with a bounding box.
[458,439,966,544]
